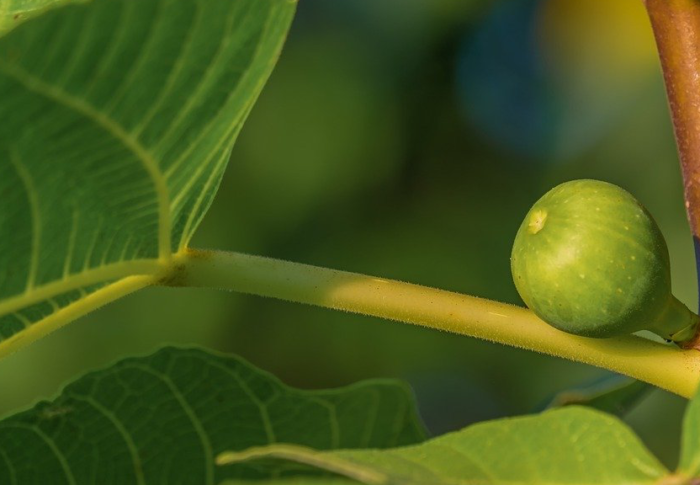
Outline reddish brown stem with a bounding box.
[646,0,700,236]
[645,0,700,348]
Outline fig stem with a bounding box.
[651,296,700,343]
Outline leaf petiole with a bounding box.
[173,248,700,398]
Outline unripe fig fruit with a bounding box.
[511,179,698,342]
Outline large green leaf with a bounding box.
[0,347,426,484]
[0,0,296,356]
[219,407,669,484]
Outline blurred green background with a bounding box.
[0,0,694,468]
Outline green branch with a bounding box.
[173,248,700,398]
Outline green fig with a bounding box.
[511,179,698,342]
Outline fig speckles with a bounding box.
[511,179,699,342]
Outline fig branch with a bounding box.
[645,0,700,294]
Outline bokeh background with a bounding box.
[0,0,694,467]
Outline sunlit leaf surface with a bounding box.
[0,0,296,353]
[220,407,669,484]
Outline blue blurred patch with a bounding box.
[457,0,557,161]
[694,236,700,309]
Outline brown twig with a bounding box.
[645,0,700,236]
[645,0,700,348]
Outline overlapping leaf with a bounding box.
[220,407,670,484]
[544,375,651,416]
[5,344,700,484]
[0,347,426,484]
[0,0,296,354]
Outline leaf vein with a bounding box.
[1,423,77,485]
[153,0,248,160]
[130,0,201,138]
[8,148,41,291]
[0,444,17,485]
[208,360,277,444]
[0,60,172,260]
[68,393,146,485]
[126,364,214,485]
